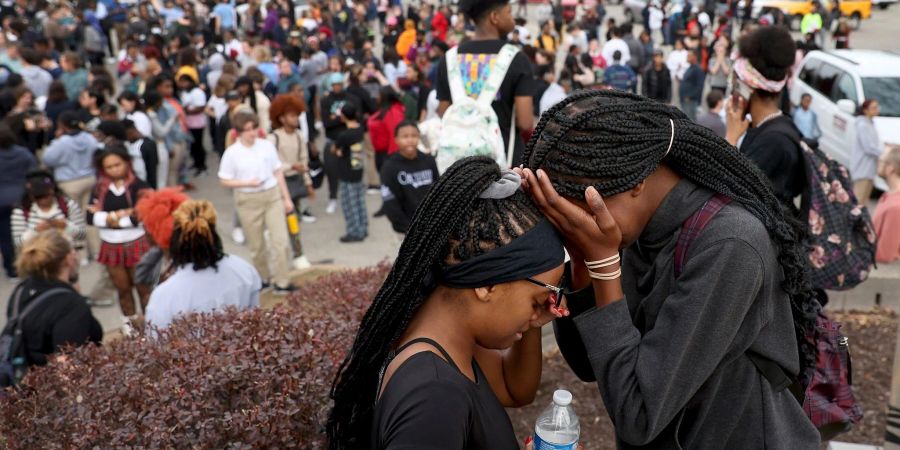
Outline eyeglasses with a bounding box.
[525,277,569,306]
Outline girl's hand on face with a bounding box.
[530,295,569,329]
[521,169,622,261]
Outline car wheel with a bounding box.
[791,14,803,31]
[850,12,861,29]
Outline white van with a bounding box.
[789,50,900,191]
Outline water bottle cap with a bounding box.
[553,389,572,406]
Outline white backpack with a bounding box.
[437,44,518,174]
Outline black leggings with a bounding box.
[325,141,340,200]
[189,128,206,172]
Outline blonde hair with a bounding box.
[15,230,72,280]
[886,144,900,170]
[251,45,272,63]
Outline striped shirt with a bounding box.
[11,197,86,247]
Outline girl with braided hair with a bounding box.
[519,88,820,448]
[144,199,260,330]
[328,157,569,449]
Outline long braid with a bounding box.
[525,89,818,374]
[328,156,545,448]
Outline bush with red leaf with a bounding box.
[0,264,390,449]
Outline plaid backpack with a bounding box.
[676,193,862,440]
[797,139,877,291]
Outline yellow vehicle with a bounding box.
[752,0,872,30]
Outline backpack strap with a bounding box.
[10,287,71,326]
[58,196,69,218]
[673,193,732,278]
[445,46,466,104]
[477,44,519,107]
[673,194,795,395]
[747,352,794,394]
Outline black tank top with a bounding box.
[371,337,519,449]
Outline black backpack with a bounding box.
[0,287,69,388]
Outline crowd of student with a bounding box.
[0,0,899,447]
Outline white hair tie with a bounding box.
[664,119,675,158]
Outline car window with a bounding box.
[832,72,859,104]
[799,58,822,87]
[813,63,840,97]
[861,77,900,118]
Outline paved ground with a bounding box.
[1,3,898,333]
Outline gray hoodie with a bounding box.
[42,132,99,182]
[554,180,820,449]
[21,65,53,98]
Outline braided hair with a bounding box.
[328,156,544,448]
[524,89,818,373]
[169,200,224,271]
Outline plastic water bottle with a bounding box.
[533,389,580,449]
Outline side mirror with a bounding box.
[837,99,856,115]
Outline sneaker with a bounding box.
[366,188,380,196]
[121,316,136,337]
[293,255,312,270]
[326,200,337,214]
[87,297,116,307]
[232,227,246,245]
[301,209,317,223]
[272,283,298,295]
[339,235,365,243]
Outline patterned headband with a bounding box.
[733,57,787,93]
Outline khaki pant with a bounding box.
[234,187,292,287]
[166,141,188,187]
[58,175,99,255]
[853,179,874,204]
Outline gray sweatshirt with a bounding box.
[555,180,820,449]
[42,132,99,182]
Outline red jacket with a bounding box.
[432,12,449,42]
[367,102,405,154]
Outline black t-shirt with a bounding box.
[7,279,102,367]
[335,126,366,182]
[739,115,806,206]
[372,351,519,449]
[436,39,535,166]
[380,152,438,233]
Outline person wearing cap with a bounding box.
[642,48,672,104]
[42,111,100,249]
[321,72,361,214]
[11,170,86,248]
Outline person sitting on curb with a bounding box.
[145,200,260,330]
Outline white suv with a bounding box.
[789,50,900,191]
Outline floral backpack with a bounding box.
[797,139,877,291]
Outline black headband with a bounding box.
[436,219,565,289]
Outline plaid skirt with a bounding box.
[98,236,150,267]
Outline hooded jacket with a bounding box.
[42,131,100,182]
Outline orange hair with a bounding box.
[269,94,307,130]
[134,188,190,250]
